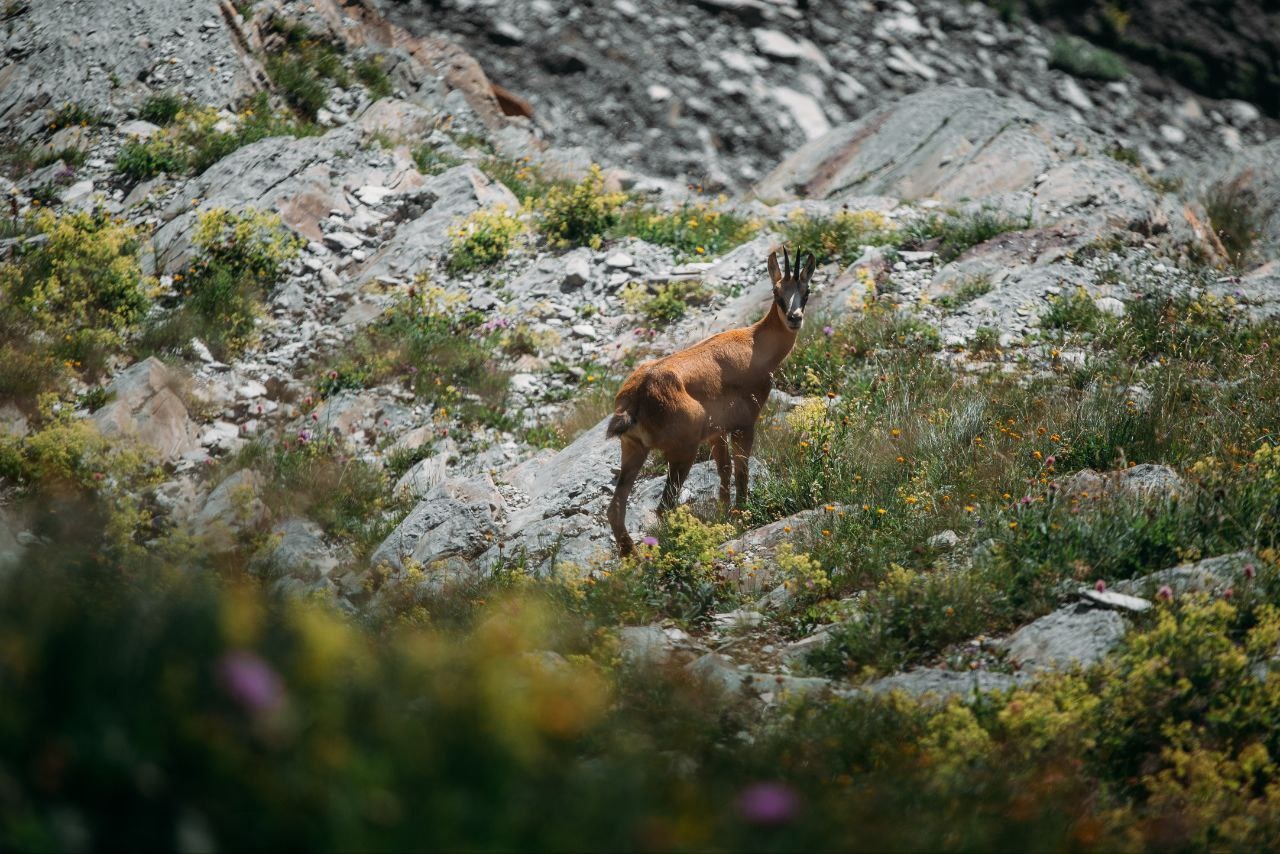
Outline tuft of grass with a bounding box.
[262,17,349,120]
[413,145,463,176]
[1041,286,1106,335]
[445,205,523,274]
[782,209,895,266]
[1204,178,1260,269]
[534,165,627,249]
[355,56,393,99]
[619,279,714,326]
[933,275,993,310]
[138,92,191,126]
[47,102,106,130]
[1049,35,1128,81]
[481,155,567,205]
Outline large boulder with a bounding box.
[92,357,200,463]
[191,469,267,552]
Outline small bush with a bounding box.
[413,145,463,176]
[535,165,626,249]
[1049,35,1128,81]
[613,199,759,260]
[782,209,895,266]
[48,101,106,129]
[115,135,189,180]
[263,18,348,120]
[482,155,565,204]
[144,208,301,359]
[619,279,714,326]
[446,205,523,274]
[138,91,191,126]
[1042,286,1106,334]
[0,209,150,400]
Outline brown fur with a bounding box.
[606,249,815,555]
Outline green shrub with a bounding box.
[619,279,714,326]
[115,135,189,180]
[48,101,106,129]
[138,91,191,126]
[0,209,149,399]
[1041,286,1106,334]
[482,155,566,205]
[613,200,759,260]
[782,208,895,266]
[445,205,523,274]
[535,165,626,249]
[1049,35,1128,81]
[412,145,463,176]
[144,208,301,359]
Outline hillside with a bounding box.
[2,0,1280,849]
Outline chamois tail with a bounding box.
[606,390,638,438]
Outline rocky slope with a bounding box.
[1,0,1278,702]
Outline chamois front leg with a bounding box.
[609,438,649,556]
[657,449,697,515]
[731,427,755,508]
[710,434,731,508]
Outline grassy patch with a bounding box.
[1049,35,1128,81]
[138,91,192,126]
[1204,177,1261,268]
[318,284,511,427]
[263,17,349,120]
[903,207,1028,262]
[613,199,758,260]
[413,145,463,176]
[47,101,106,130]
[933,275,993,310]
[481,155,567,204]
[781,209,895,266]
[355,56,393,99]
[534,165,627,249]
[141,208,301,360]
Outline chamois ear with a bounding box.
[799,252,816,288]
[767,251,783,287]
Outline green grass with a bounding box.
[1204,178,1261,269]
[355,56,393,99]
[781,209,896,266]
[1049,35,1128,81]
[138,92,191,126]
[262,17,349,120]
[903,207,1029,262]
[933,275,993,310]
[613,201,758,260]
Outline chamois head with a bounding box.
[767,247,815,332]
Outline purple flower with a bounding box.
[822,326,834,336]
[737,782,799,825]
[298,429,311,443]
[1245,563,1257,580]
[1157,585,1174,602]
[641,536,658,547]
[218,651,284,714]
[1095,579,1107,592]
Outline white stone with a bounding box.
[647,84,673,101]
[1225,99,1261,127]
[356,185,394,205]
[61,180,94,203]
[772,86,831,141]
[885,45,936,80]
[1094,296,1126,316]
[1054,76,1093,112]
[118,119,161,139]
[1080,588,1152,612]
[324,231,363,251]
[236,380,267,399]
[1158,124,1186,145]
[605,251,634,269]
[570,323,598,340]
[752,29,804,61]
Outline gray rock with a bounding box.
[254,518,350,582]
[92,357,200,462]
[1055,464,1185,501]
[688,652,833,701]
[928,529,960,550]
[370,474,505,572]
[561,251,592,289]
[1116,551,1259,597]
[856,668,1024,702]
[192,469,266,552]
[1080,589,1152,612]
[1002,605,1127,674]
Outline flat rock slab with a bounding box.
[853,668,1025,703]
[1117,550,1259,597]
[1002,604,1127,674]
[688,653,833,702]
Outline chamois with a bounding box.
[606,247,815,556]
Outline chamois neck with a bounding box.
[751,302,798,372]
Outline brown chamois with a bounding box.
[605,247,815,556]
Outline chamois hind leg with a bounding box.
[710,434,731,508]
[609,437,649,556]
[731,427,755,508]
[657,448,697,515]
